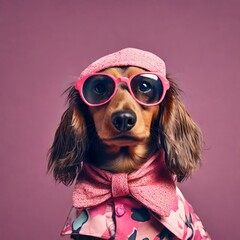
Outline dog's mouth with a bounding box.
[102,135,145,146]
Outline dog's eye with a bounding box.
[138,81,152,93]
[94,83,107,94]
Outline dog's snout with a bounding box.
[111,111,137,132]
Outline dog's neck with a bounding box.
[87,136,159,173]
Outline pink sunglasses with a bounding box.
[75,72,170,107]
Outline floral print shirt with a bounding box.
[61,151,210,239]
[61,187,210,239]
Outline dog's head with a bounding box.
[48,48,202,185]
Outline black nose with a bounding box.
[111,111,137,132]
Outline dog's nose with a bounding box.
[111,111,137,132]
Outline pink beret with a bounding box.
[80,48,166,77]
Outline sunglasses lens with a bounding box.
[82,75,115,105]
[130,73,163,104]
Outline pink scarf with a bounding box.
[73,150,176,217]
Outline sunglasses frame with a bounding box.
[75,72,170,107]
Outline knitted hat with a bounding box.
[80,48,166,77]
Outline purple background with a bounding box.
[1,0,240,239]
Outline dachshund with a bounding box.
[48,48,210,239]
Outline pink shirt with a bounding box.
[61,151,211,239]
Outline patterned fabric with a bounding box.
[61,151,211,239]
[61,189,210,239]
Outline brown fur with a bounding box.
[48,67,202,185]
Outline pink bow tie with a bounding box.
[73,150,176,217]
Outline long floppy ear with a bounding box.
[48,86,89,186]
[159,77,202,182]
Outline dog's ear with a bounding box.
[159,77,202,182]
[48,87,89,186]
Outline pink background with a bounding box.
[1,0,240,239]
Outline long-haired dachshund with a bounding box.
[48,48,210,239]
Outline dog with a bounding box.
[48,48,210,239]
